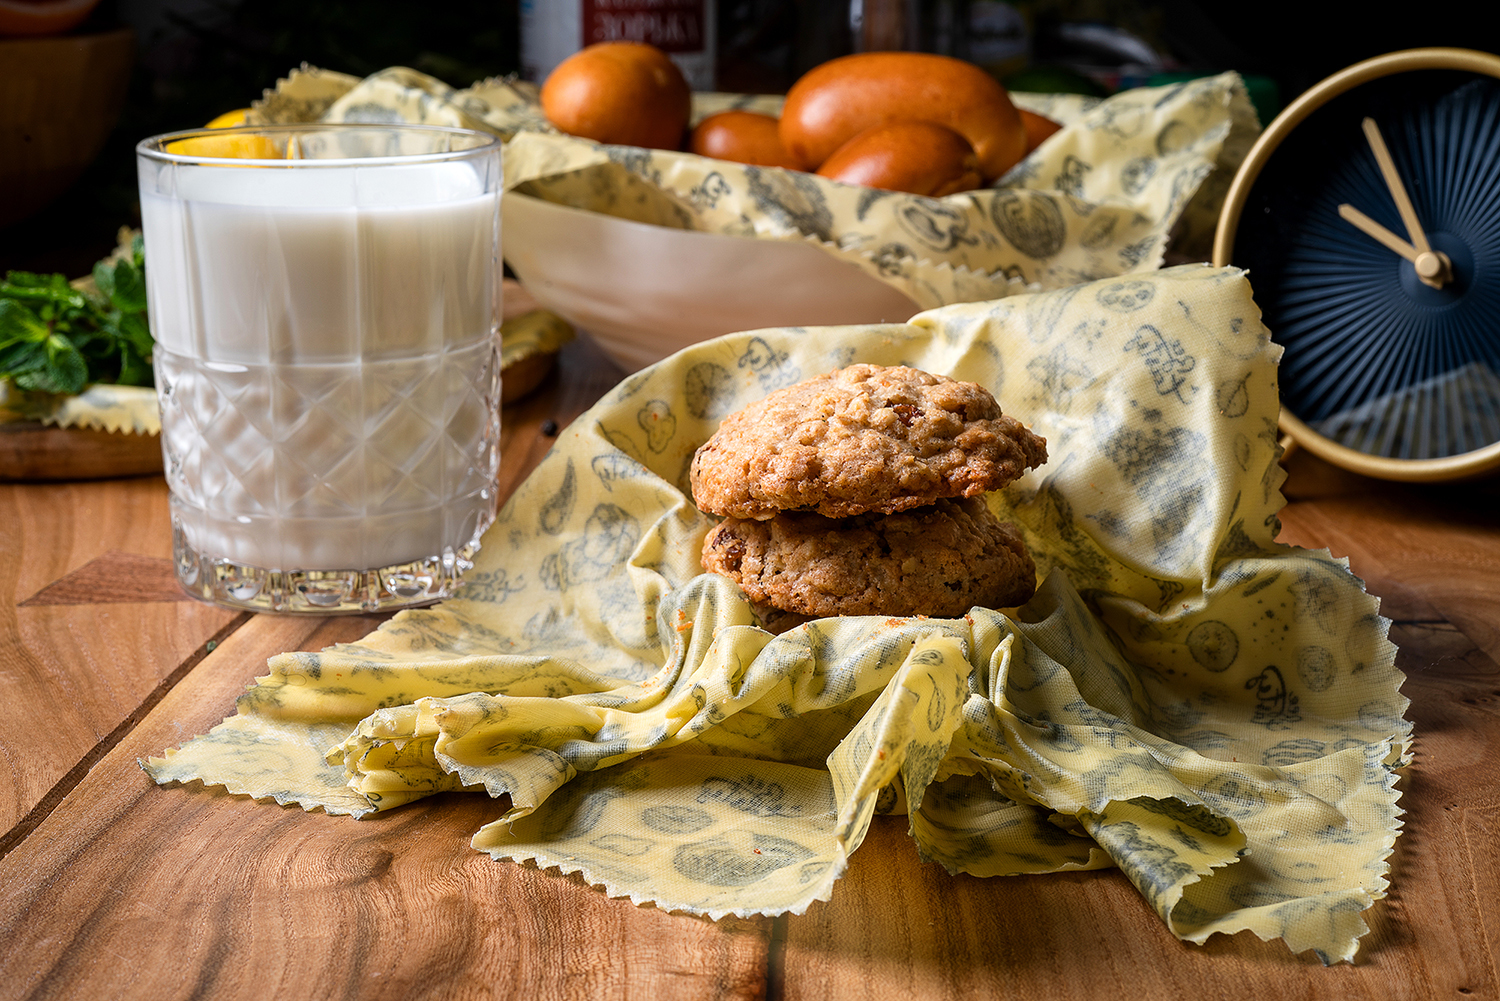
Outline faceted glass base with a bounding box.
[171,515,482,614]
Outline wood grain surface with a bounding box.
[19,550,194,605]
[1,348,1497,1001]
[0,477,240,832]
[0,609,770,1001]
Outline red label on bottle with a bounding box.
[581,0,706,53]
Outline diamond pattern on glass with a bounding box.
[157,333,500,580]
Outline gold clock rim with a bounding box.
[1279,410,1500,482]
[1213,47,1500,482]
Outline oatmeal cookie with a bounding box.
[700,497,1037,618]
[690,364,1047,520]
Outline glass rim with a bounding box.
[136,123,503,168]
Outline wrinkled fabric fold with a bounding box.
[146,266,1408,963]
[245,64,1259,309]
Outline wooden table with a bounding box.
[2,333,1497,1001]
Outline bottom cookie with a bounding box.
[701,497,1036,619]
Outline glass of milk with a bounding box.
[137,124,503,613]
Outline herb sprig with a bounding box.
[0,235,152,396]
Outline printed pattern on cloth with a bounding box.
[146,266,1409,965]
[247,66,1260,308]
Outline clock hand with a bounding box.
[1362,118,1432,254]
[1339,201,1453,284]
[1360,117,1453,288]
[1338,203,1421,261]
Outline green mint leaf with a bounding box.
[1,284,61,305]
[108,258,149,314]
[12,369,62,393]
[131,232,144,267]
[0,298,48,344]
[6,340,58,391]
[43,334,88,394]
[2,278,87,313]
[93,259,117,300]
[0,238,155,394]
[117,342,153,386]
[0,339,48,376]
[3,270,55,289]
[118,312,154,357]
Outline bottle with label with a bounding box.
[521,0,717,91]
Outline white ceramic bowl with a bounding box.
[502,192,920,372]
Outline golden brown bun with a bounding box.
[541,42,690,150]
[779,52,1026,181]
[689,111,806,169]
[816,121,983,197]
[1019,108,1064,154]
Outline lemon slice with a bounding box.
[205,108,252,129]
[165,133,282,159]
[166,110,277,158]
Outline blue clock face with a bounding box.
[1233,68,1500,461]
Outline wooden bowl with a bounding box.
[0,27,134,227]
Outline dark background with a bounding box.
[4,0,1498,278]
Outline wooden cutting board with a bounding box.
[0,422,163,482]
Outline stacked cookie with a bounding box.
[691,364,1047,621]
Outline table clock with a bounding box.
[1214,48,1500,481]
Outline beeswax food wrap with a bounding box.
[0,382,160,434]
[247,66,1259,308]
[146,266,1410,964]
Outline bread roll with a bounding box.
[816,121,982,197]
[541,42,690,150]
[780,52,1026,181]
[1019,109,1063,154]
[689,111,806,169]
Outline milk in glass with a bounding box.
[138,127,502,612]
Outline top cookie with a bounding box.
[690,364,1046,520]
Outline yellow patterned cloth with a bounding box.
[146,266,1409,964]
[248,66,1258,307]
[499,308,574,370]
[0,382,161,434]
